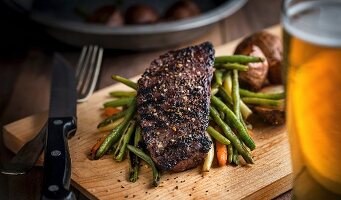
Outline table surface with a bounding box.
[0,0,291,199]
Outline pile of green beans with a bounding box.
[208,55,265,165]
[90,75,160,187]
[91,55,282,186]
[209,55,286,165]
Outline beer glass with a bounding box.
[282,0,341,199]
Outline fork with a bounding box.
[1,46,104,175]
[76,45,104,102]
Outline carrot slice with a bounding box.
[216,141,227,167]
[90,137,105,160]
[104,107,121,117]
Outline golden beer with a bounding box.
[282,0,341,199]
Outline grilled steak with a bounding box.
[137,42,215,172]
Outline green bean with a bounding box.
[111,141,119,152]
[202,133,214,172]
[113,126,127,156]
[98,118,124,132]
[231,90,250,164]
[222,70,231,80]
[209,106,253,163]
[97,109,128,129]
[211,81,219,96]
[223,74,252,119]
[129,154,139,182]
[215,63,249,71]
[214,70,223,85]
[206,126,230,145]
[240,110,249,132]
[210,106,234,137]
[242,98,285,109]
[219,111,225,121]
[227,145,233,164]
[211,96,256,151]
[103,97,135,108]
[95,100,137,159]
[211,87,219,96]
[115,120,136,162]
[223,72,232,95]
[233,148,240,165]
[217,86,233,108]
[240,100,253,120]
[134,126,142,147]
[232,70,241,119]
[112,75,138,90]
[129,126,142,182]
[239,89,285,100]
[110,91,137,98]
[215,55,264,64]
[127,145,160,187]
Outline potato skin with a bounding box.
[165,0,201,21]
[254,106,285,125]
[125,4,159,24]
[235,32,283,84]
[254,85,285,125]
[88,5,124,27]
[235,44,269,91]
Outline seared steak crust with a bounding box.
[137,42,215,172]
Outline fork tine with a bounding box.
[76,45,103,102]
[76,45,93,91]
[75,46,88,77]
[81,46,99,96]
[86,46,103,98]
[80,46,98,95]
[76,45,92,96]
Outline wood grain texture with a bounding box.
[3,26,292,200]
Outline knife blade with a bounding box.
[41,54,77,200]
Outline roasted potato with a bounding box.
[254,85,285,125]
[235,44,269,91]
[235,31,283,84]
[254,106,285,125]
[125,4,159,24]
[164,0,201,21]
[87,5,124,27]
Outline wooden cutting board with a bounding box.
[3,25,292,200]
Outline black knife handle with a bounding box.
[41,117,76,200]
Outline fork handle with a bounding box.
[41,117,76,200]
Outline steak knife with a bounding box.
[41,54,77,200]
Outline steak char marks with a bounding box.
[137,42,215,172]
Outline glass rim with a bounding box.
[281,0,341,48]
